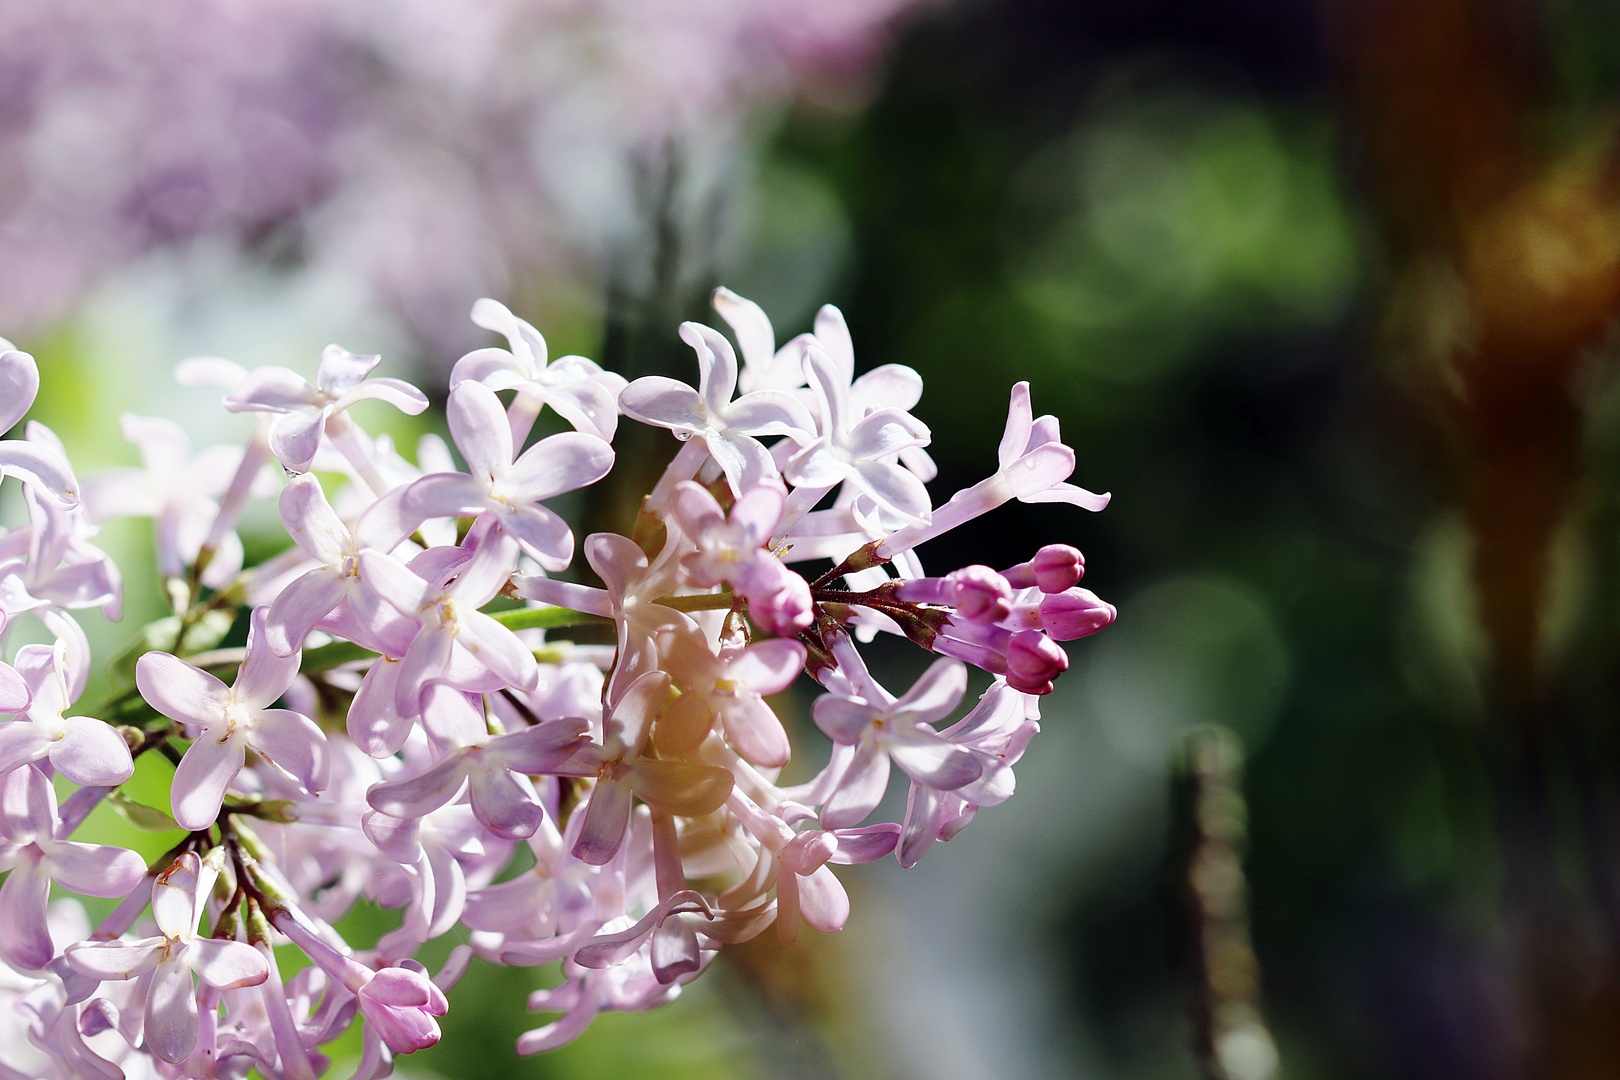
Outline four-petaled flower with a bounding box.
[66,852,268,1063]
[137,608,330,830]
[224,344,429,472]
[619,322,814,494]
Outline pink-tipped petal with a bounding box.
[278,474,348,565]
[892,658,968,726]
[886,734,983,792]
[507,431,614,502]
[235,608,303,707]
[366,752,470,820]
[268,407,327,472]
[66,938,165,982]
[225,367,314,412]
[0,440,81,505]
[0,662,28,713]
[455,612,539,693]
[0,350,40,433]
[401,472,488,518]
[446,382,513,482]
[467,766,543,841]
[821,741,890,829]
[266,568,349,657]
[728,639,806,696]
[795,865,850,934]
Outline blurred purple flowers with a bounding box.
[0,0,929,344]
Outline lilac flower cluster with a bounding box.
[0,293,1113,1077]
[0,0,925,344]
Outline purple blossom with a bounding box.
[366,684,587,840]
[65,852,267,1063]
[619,322,815,494]
[0,347,78,505]
[0,766,145,971]
[136,608,330,830]
[402,380,614,570]
[0,285,1114,1068]
[452,298,627,443]
[0,643,133,788]
[224,345,429,474]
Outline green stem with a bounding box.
[299,604,610,673]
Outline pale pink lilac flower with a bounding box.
[784,344,933,526]
[711,287,811,396]
[264,473,420,657]
[0,472,121,620]
[0,766,145,971]
[561,671,733,865]
[657,627,805,768]
[805,302,938,483]
[0,611,25,713]
[878,381,1108,558]
[364,802,501,957]
[668,479,811,633]
[269,908,449,1056]
[0,643,132,788]
[812,638,981,829]
[0,285,1114,1068]
[366,684,587,840]
[81,414,252,587]
[0,346,78,505]
[513,531,695,703]
[402,380,614,570]
[619,322,814,494]
[136,608,330,830]
[223,345,429,474]
[897,680,1039,867]
[451,298,627,443]
[359,541,541,720]
[65,852,267,1063]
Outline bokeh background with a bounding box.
[10,0,1620,1077]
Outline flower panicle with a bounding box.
[0,289,1111,1070]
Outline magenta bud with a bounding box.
[749,566,813,634]
[1006,630,1067,693]
[1030,544,1084,592]
[944,565,1013,623]
[1037,588,1115,640]
[357,964,448,1054]
[1001,544,1084,592]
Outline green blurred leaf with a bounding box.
[107,790,179,832]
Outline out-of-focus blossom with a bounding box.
[0,0,929,344]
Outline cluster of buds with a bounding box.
[0,288,1113,1078]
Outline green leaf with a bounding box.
[107,791,180,832]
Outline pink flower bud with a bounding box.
[1003,544,1084,592]
[747,564,813,634]
[357,964,448,1054]
[1037,588,1115,640]
[1005,630,1067,694]
[943,565,1013,624]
